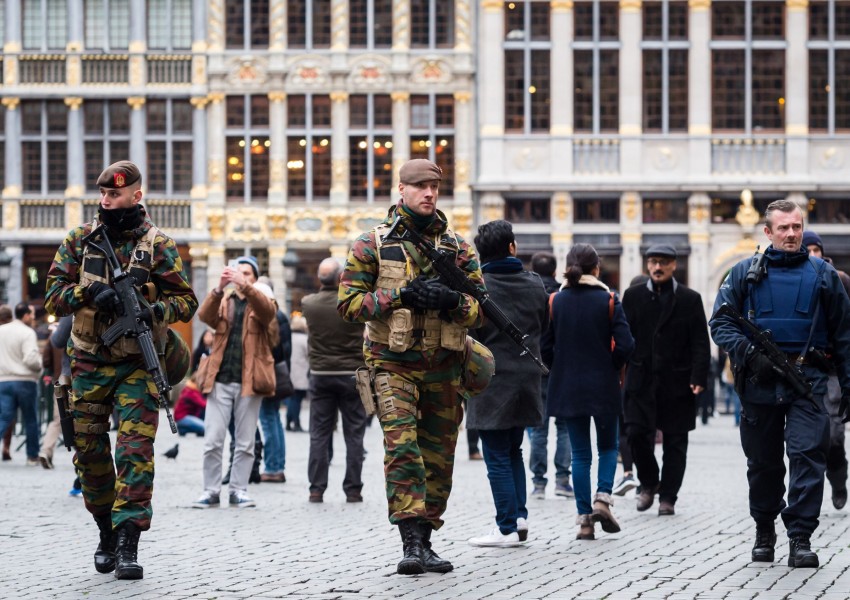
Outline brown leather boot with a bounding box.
[576,514,595,540]
[636,484,658,512]
[592,492,621,533]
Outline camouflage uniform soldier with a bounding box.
[338,158,484,575]
[45,161,198,580]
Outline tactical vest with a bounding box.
[747,257,829,353]
[71,221,167,358]
[366,222,467,352]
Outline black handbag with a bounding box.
[273,361,294,400]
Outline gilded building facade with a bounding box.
[1,0,849,341]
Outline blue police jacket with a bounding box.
[710,245,850,405]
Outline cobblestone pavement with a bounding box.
[1,409,848,599]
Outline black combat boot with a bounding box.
[93,514,116,574]
[751,522,776,562]
[788,535,819,568]
[419,523,453,573]
[396,519,426,575]
[833,487,847,510]
[114,522,144,580]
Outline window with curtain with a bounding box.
[146,99,194,195]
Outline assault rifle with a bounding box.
[383,216,549,375]
[714,303,812,400]
[83,226,178,434]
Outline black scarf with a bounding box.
[98,205,144,233]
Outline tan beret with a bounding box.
[399,159,442,184]
[96,160,142,189]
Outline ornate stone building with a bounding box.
[1,0,849,341]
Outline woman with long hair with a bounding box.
[541,243,634,540]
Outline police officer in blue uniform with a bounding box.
[710,199,850,568]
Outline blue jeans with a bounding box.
[480,427,528,535]
[286,389,307,428]
[527,417,571,487]
[565,414,619,515]
[0,381,39,459]
[177,415,205,436]
[259,398,286,473]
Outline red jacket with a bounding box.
[174,384,206,421]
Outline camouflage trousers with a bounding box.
[70,357,159,531]
[372,352,464,530]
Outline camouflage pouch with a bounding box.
[71,306,103,354]
[440,322,467,352]
[387,309,414,352]
[355,367,377,416]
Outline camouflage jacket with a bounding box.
[44,207,198,362]
[338,204,484,358]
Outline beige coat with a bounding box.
[197,285,277,397]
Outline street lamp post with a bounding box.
[0,246,12,305]
[282,249,299,315]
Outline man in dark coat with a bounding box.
[621,244,710,516]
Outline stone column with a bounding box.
[64,97,85,199]
[192,0,207,44]
[551,192,573,276]
[129,0,147,88]
[330,0,348,50]
[4,0,21,51]
[207,0,225,51]
[330,92,349,206]
[393,0,410,51]
[206,93,226,204]
[268,92,287,205]
[620,192,643,283]
[127,97,147,181]
[270,0,287,50]
[455,0,473,52]
[391,92,410,185]
[190,97,209,199]
[550,0,574,176]
[2,98,22,199]
[785,0,809,176]
[478,0,504,137]
[687,192,711,308]
[688,0,712,177]
[453,91,473,207]
[619,0,642,177]
[67,0,84,51]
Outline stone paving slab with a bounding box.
[1,410,848,599]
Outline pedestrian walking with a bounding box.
[621,244,710,517]
[338,158,484,575]
[541,243,634,540]
[711,200,850,567]
[44,160,198,580]
[302,258,368,504]
[465,220,547,548]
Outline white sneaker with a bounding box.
[517,517,529,542]
[229,490,256,508]
[192,491,220,509]
[468,527,524,548]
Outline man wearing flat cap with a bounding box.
[45,160,198,580]
[338,158,484,575]
[621,243,710,517]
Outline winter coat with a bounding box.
[466,261,548,430]
[621,278,711,432]
[290,331,310,391]
[541,276,634,418]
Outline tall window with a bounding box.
[287,95,332,203]
[84,0,130,50]
[410,95,455,197]
[23,0,67,50]
[809,0,850,132]
[349,95,393,202]
[147,99,193,195]
[148,0,192,50]
[504,1,551,133]
[226,0,269,49]
[226,96,270,202]
[711,1,786,132]
[573,1,620,133]
[642,1,689,132]
[21,100,67,194]
[349,0,392,48]
[287,0,331,49]
[411,0,455,49]
[84,101,131,191]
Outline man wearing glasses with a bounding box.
[621,244,711,517]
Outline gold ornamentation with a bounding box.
[331,0,348,49]
[735,189,760,232]
[623,193,639,220]
[127,96,146,110]
[392,0,410,50]
[550,0,574,11]
[327,211,350,240]
[1,97,20,110]
[208,93,225,104]
[688,0,711,10]
[225,208,269,242]
[64,97,83,110]
[66,56,81,86]
[191,201,207,231]
[64,185,85,198]
[619,0,641,11]
[3,41,22,53]
[129,56,143,86]
[481,0,502,11]
[190,96,209,109]
[208,0,224,50]
[192,55,207,86]
[2,184,22,198]
[553,193,570,221]
[455,0,472,50]
[128,41,147,53]
[270,0,286,48]
[330,91,349,103]
[66,201,82,227]
[786,0,808,10]
[268,91,287,103]
[267,210,288,240]
[451,206,473,241]
[454,91,472,104]
[66,41,83,52]
[391,91,410,103]
[3,201,19,231]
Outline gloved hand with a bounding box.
[399,276,430,310]
[424,280,461,311]
[138,303,164,328]
[745,345,775,380]
[86,282,120,314]
[840,394,850,424]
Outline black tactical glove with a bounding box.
[399,276,430,310]
[840,394,850,424]
[745,345,775,380]
[138,303,165,328]
[86,282,120,314]
[424,280,461,311]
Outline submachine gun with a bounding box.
[83,226,178,434]
[714,303,812,401]
[383,216,549,375]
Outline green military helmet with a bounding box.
[163,328,190,386]
[460,337,495,397]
